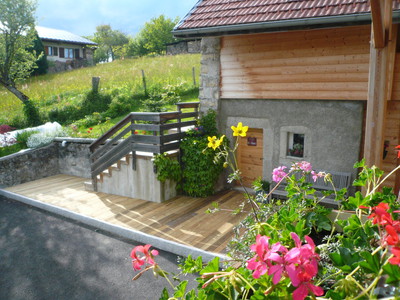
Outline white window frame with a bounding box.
[65,48,74,59]
[279,126,311,165]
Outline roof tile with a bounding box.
[177,0,400,30]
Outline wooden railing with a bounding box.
[89,102,199,191]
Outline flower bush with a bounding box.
[130,122,400,299]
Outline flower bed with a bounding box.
[129,122,400,300]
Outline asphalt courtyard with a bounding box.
[0,196,197,300]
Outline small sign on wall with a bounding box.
[247,137,257,146]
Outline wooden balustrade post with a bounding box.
[192,67,196,86]
[92,77,100,93]
[141,70,147,96]
[131,116,136,170]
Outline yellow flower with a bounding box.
[231,122,248,137]
[207,136,221,150]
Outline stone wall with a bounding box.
[220,99,364,192]
[0,138,94,188]
[199,37,221,115]
[166,40,201,55]
[56,138,93,178]
[0,144,59,188]
[47,59,92,74]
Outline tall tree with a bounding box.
[93,25,129,62]
[139,15,179,55]
[0,0,40,104]
[29,32,48,76]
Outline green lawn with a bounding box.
[0,54,201,127]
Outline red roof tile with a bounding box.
[177,0,400,30]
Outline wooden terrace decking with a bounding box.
[3,175,249,254]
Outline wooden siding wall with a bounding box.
[392,53,400,101]
[383,100,400,191]
[220,26,371,100]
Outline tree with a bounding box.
[93,25,129,62]
[138,15,179,55]
[0,0,40,104]
[29,32,48,75]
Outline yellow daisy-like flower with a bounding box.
[207,136,221,150]
[231,122,248,137]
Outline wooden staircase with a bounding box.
[86,102,199,200]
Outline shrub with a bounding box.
[106,94,139,118]
[16,130,39,147]
[23,100,42,127]
[153,153,182,190]
[0,125,15,134]
[180,110,225,197]
[48,104,82,124]
[26,129,67,149]
[0,143,24,157]
[81,91,112,116]
[27,133,54,148]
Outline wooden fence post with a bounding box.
[92,77,100,93]
[141,70,147,96]
[192,67,196,86]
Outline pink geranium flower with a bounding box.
[285,233,322,298]
[247,235,287,279]
[291,161,312,173]
[130,244,159,271]
[272,166,288,183]
[311,170,324,182]
[293,281,324,300]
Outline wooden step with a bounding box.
[84,181,94,191]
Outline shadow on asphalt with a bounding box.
[0,196,198,300]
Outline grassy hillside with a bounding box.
[0,54,201,127]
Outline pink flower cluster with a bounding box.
[272,166,288,182]
[360,203,400,266]
[247,233,324,300]
[130,244,159,271]
[272,161,324,183]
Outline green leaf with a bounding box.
[200,257,220,275]
[353,159,366,169]
[359,251,381,274]
[383,263,400,284]
[159,288,169,300]
[174,281,188,298]
[329,247,363,272]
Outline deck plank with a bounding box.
[4,175,249,254]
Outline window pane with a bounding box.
[287,133,304,157]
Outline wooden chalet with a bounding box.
[174,0,400,194]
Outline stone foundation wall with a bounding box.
[199,37,221,115]
[166,40,201,55]
[56,138,93,178]
[0,144,59,188]
[0,138,94,188]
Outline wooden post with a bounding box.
[131,117,136,171]
[192,67,196,86]
[92,77,100,93]
[364,0,393,169]
[141,70,147,96]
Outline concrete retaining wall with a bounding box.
[96,152,177,203]
[0,138,94,188]
[0,144,59,188]
[0,138,177,202]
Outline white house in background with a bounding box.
[36,26,97,73]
